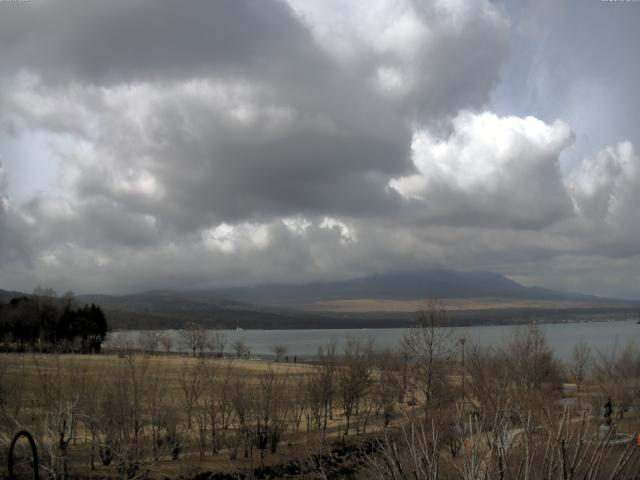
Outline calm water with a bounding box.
[107,319,640,361]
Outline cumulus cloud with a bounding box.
[0,0,319,86]
[287,0,510,122]
[569,142,639,225]
[390,112,575,229]
[562,142,640,258]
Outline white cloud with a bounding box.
[390,111,574,228]
[568,142,639,224]
[320,217,357,244]
[202,223,271,254]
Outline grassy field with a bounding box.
[296,297,629,313]
[2,344,640,480]
[0,352,416,479]
[0,352,313,403]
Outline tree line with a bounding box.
[0,288,108,353]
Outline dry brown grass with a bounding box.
[3,342,637,480]
[295,297,617,313]
[0,352,414,479]
[0,352,313,407]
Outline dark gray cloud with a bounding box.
[1,0,420,230]
[1,0,509,238]
[0,0,318,85]
[0,161,31,265]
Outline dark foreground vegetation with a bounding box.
[1,300,639,479]
[0,289,107,353]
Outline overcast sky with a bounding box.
[0,0,639,298]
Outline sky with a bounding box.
[0,0,639,298]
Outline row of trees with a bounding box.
[1,347,408,479]
[365,302,640,480]
[368,337,640,480]
[0,289,108,353]
[127,325,252,358]
[0,330,559,479]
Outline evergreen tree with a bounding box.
[0,294,108,352]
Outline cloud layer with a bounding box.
[0,0,639,298]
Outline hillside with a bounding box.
[203,270,607,305]
[1,270,636,330]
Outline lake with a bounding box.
[106,319,640,362]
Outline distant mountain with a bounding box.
[0,289,28,303]
[0,288,352,330]
[2,270,635,330]
[202,270,605,305]
[74,292,320,330]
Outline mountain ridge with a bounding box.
[189,269,615,305]
[2,270,635,330]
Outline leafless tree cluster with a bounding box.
[591,343,640,421]
[0,347,408,478]
[367,404,640,480]
[366,317,640,480]
[466,324,563,417]
[135,324,227,359]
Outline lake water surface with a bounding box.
[107,319,640,361]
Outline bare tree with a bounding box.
[254,369,290,466]
[98,352,151,479]
[569,340,591,392]
[178,360,203,432]
[507,323,560,392]
[77,366,105,471]
[373,349,402,427]
[290,375,307,436]
[209,330,227,357]
[138,331,161,354]
[232,338,250,358]
[337,339,372,435]
[32,355,79,480]
[404,299,456,420]
[42,399,78,480]
[318,341,337,432]
[302,367,324,432]
[202,359,234,454]
[191,361,209,459]
[144,362,170,462]
[271,344,287,362]
[159,334,173,354]
[466,344,510,416]
[230,378,255,467]
[180,323,209,357]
